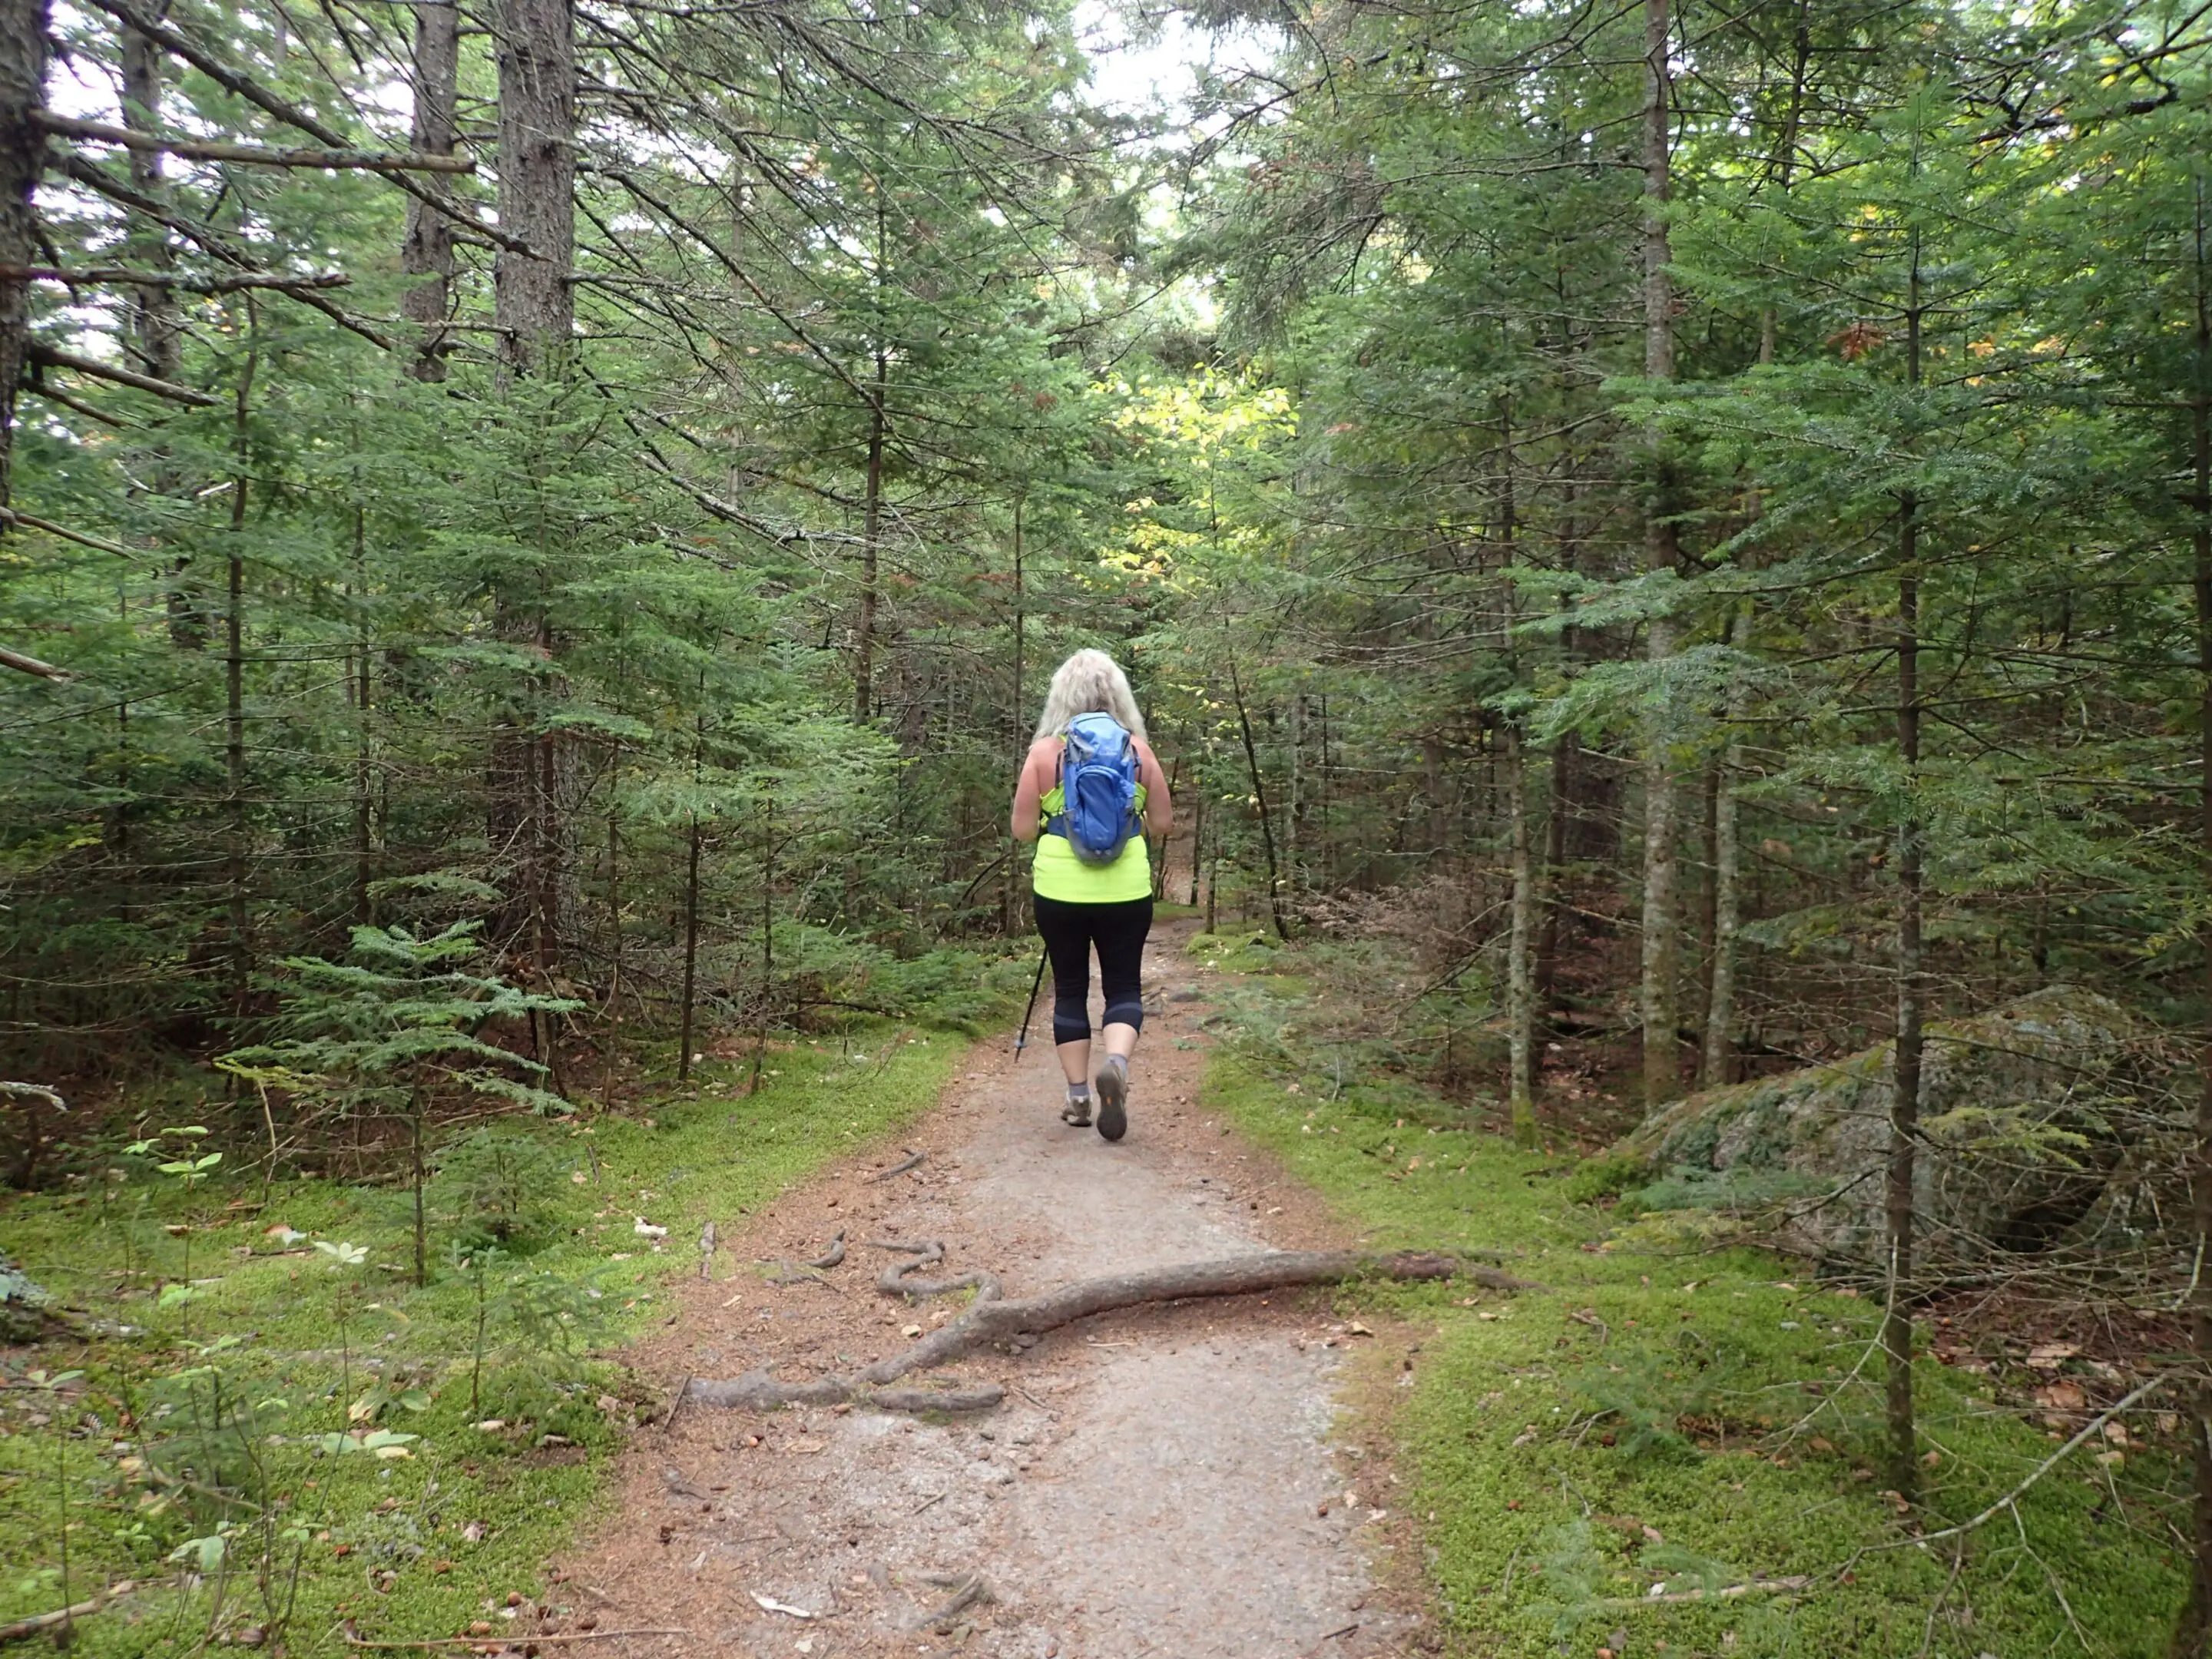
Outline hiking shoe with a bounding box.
[1060,1096,1092,1128]
[1095,1058,1128,1142]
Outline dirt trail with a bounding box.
[560,919,1417,1658]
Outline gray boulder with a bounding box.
[1611,986,2141,1266]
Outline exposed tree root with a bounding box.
[805,1230,847,1270]
[867,1149,925,1182]
[871,1238,991,1300]
[687,1248,1535,1414]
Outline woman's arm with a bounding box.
[1136,738,1172,837]
[1010,739,1056,843]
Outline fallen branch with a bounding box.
[868,1149,924,1183]
[1601,1575,1813,1608]
[0,1579,144,1644]
[0,1082,66,1110]
[339,1628,691,1650]
[687,1248,1528,1414]
[1865,1373,2169,1552]
[35,113,475,173]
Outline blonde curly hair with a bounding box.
[1033,649,1147,743]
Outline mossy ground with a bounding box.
[0,1025,972,1654]
[1204,1027,2184,1657]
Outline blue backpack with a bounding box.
[1051,712,1141,866]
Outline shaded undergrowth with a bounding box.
[0,1025,972,1654]
[1200,959,2185,1658]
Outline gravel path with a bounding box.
[557,919,1416,1658]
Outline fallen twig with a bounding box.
[339,1628,691,1649]
[687,1249,1529,1413]
[868,1150,925,1183]
[1863,1373,2168,1551]
[0,1579,143,1644]
[906,1571,992,1631]
[1587,1575,1812,1609]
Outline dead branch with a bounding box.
[339,1628,691,1650]
[0,644,71,681]
[687,1248,1529,1414]
[0,262,350,294]
[906,1571,993,1631]
[0,1579,146,1644]
[81,0,535,257]
[28,343,219,406]
[0,1082,66,1109]
[868,1149,924,1182]
[34,114,476,174]
[0,508,137,560]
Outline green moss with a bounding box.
[0,1024,972,1654]
[1204,1044,2185,1657]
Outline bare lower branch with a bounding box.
[0,508,137,561]
[0,644,72,681]
[0,263,349,295]
[28,344,219,407]
[35,114,475,174]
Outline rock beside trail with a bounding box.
[1611,986,2142,1266]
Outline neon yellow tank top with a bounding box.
[1031,781,1152,903]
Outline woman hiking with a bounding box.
[1012,649,1172,1141]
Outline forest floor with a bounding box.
[559,912,1433,1658]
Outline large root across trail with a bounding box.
[686,1247,1542,1413]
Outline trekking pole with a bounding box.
[1013,943,1049,1061]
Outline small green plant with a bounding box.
[220,922,581,1286]
[430,1125,571,1253]
[122,1125,220,1341]
[22,1369,83,1642]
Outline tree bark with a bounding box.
[1230,659,1289,940]
[1507,728,1539,1148]
[0,0,51,513]
[493,0,573,373]
[1884,235,1926,1505]
[1700,604,1747,1088]
[1638,0,1683,1113]
[854,348,885,723]
[401,0,459,381]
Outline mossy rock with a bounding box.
[1609,986,2139,1267]
[0,1248,61,1343]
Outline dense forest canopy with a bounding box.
[5,0,2212,1645]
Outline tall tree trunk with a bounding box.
[1507,727,1539,1148]
[226,320,258,1013]
[493,0,574,373]
[1230,660,1289,941]
[0,0,47,515]
[1700,608,1747,1087]
[117,8,200,650]
[677,813,702,1084]
[402,0,459,381]
[1885,235,1926,1505]
[855,350,885,723]
[351,505,374,925]
[489,0,575,959]
[1638,0,1683,1113]
[2171,171,2212,1659]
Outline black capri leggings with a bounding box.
[1032,893,1152,1048]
